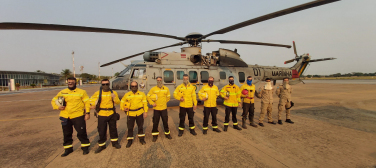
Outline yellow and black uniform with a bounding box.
[173,83,197,131]
[89,89,120,147]
[220,84,241,127]
[240,83,256,124]
[51,88,91,150]
[120,90,148,140]
[147,85,171,136]
[198,84,219,130]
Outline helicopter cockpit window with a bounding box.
[220,71,226,79]
[189,71,198,83]
[238,72,245,83]
[200,71,209,83]
[131,68,146,79]
[177,71,184,80]
[164,70,174,83]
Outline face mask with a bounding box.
[208,80,214,86]
[264,81,272,90]
[283,81,290,89]
[183,79,189,85]
[131,86,138,93]
[229,80,234,85]
[157,81,163,88]
[247,79,252,85]
[68,83,76,90]
[102,85,110,92]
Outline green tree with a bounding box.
[114,72,120,77]
[36,70,45,73]
[61,69,72,81]
[307,75,312,78]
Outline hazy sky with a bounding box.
[0,0,375,76]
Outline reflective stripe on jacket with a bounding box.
[147,85,170,110]
[240,84,255,104]
[198,85,219,107]
[120,91,148,116]
[89,90,120,116]
[51,88,90,119]
[220,84,241,107]
[173,83,197,108]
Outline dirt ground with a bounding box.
[0,83,375,168]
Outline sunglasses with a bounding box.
[102,83,109,86]
[131,86,138,88]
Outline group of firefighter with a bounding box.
[51,74,294,157]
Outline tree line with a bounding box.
[304,72,376,78]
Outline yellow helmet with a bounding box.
[123,102,130,110]
[201,92,208,99]
[149,94,158,101]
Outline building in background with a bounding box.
[0,71,62,87]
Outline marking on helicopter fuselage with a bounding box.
[161,53,168,58]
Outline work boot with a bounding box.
[224,125,228,132]
[278,120,283,125]
[152,136,158,142]
[250,122,258,128]
[203,130,207,135]
[95,146,106,154]
[233,125,242,130]
[268,121,277,125]
[178,130,184,137]
[82,147,89,155]
[190,129,197,136]
[126,140,133,148]
[165,134,172,139]
[112,141,121,149]
[242,118,247,129]
[213,128,221,133]
[139,137,146,145]
[61,148,73,157]
[285,119,294,124]
[258,123,264,127]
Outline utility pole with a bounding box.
[112,67,114,77]
[72,51,76,78]
[98,62,101,80]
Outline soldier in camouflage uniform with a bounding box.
[276,78,294,124]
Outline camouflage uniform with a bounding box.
[276,84,292,120]
[255,86,274,123]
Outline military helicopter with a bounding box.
[0,0,339,99]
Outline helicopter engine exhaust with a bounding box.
[190,55,202,64]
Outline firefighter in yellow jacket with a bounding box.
[220,76,242,131]
[198,76,221,134]
[120,81,148,148]
[89,79,121,154]
[240,76,258,129]
[173,74,197,137]
[51,77,91,157]
[147,76,172,142]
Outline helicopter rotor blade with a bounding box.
[201,0,340,39]
[306,57,336,62]
[284,58,296,64]
[202,39,291,48]
[293,41,298,57]
[100,42,187,67]
[0,22,186,41]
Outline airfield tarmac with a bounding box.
[0,82,376,168]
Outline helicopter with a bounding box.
[0,0,339,100]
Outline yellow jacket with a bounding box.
[89,90,120,117]
[147,85,170,110]
[51,88,90,119]
[240,84,256,104]
[120,90,148,116]
[198,85,219,107]
[220,84,241,107]
[173,83,197,108]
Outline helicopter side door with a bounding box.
[129,66,148,93]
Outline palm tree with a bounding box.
[61,69,72,81]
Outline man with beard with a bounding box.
[240,76,257,129]
[147,76,172,142]
[120,81,148,148]
[173,74,197,137]
[256,78,276,127]
[51,77,91,157]
[89,79,121,154]
[220,76,242,131]
[276,78,294,124]
[198,76,221,134]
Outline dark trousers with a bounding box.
[127,113,144,140]
[224,106,238,126]
[179,107,195,130]
[61,115,90,149]
[152,109,170,135]
[203,107,218,129]
[97,114,118,146]
[242,103,255,123]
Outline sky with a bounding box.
[0,0,375,76]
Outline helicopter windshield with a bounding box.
[118,60,144,77]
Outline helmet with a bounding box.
[201,92,208,99]
[225,92,230,97]
[123,102,130,110]
[149,94,158,101]
[55,96,65,107]
[242,89,249,95]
